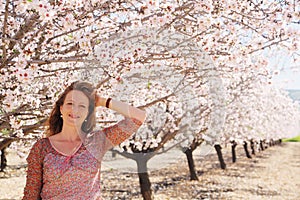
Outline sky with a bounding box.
[272,68,300,90]
[268,48,300,90]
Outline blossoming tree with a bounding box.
[0,0,299,200]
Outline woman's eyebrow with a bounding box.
[66,100,88,104]
[65,99,74,102]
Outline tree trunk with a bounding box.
[263,140,268,149]
[260,140,264,151]
[250,139,255,155]
[0,148,7,172]
[137,159,152,200]
[231,141,237,163]
[112,150,116,158]
[269,139,274,147]
[214,144,226,169]
[184,148,198,180]
[243,141,252,159]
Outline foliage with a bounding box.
[283,135,300,142]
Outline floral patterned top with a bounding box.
[23,117,142,200]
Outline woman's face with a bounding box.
[60,90,89,129]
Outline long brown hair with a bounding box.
[46,81,96,137]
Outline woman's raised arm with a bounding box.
[96,96,147,123]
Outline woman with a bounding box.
[23,81,146,200]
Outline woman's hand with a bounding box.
[94,94,146,123]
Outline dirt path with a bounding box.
[234,142,300,200]
[1,142,300,199]
[172,142,300,200]
[101,142,300,199]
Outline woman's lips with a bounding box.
[68,114,80,119]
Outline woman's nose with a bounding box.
[71,105,80,112]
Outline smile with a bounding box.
[68,114,80,119]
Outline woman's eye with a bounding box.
[79,105,86,108]
[67,102,73,105]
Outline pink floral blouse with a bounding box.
[23,117,142,200]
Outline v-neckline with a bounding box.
[47,138,82,157]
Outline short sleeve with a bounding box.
[103,117,142,146]
[23,140,44,200]
[82,117,143,161]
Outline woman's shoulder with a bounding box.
[27,138,51,161]
[30,137,51,151]
[35,137,49,144]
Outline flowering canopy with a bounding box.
[0,0,299,153]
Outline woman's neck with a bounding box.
[59,125,82,142]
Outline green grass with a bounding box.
[283,135,300,142]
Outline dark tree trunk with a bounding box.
[112,151,116,158]
[0,148,7,172]
[243,141,252,159]
[137,159,152,200]
[269,139,274,147]
[231,141,237,163]
[263,140,268,149]
[250,139,255,155]
[184,148,198,180]
[214,144,226,169]
[260,140,264,151]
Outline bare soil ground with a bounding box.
[1,142,300,200]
